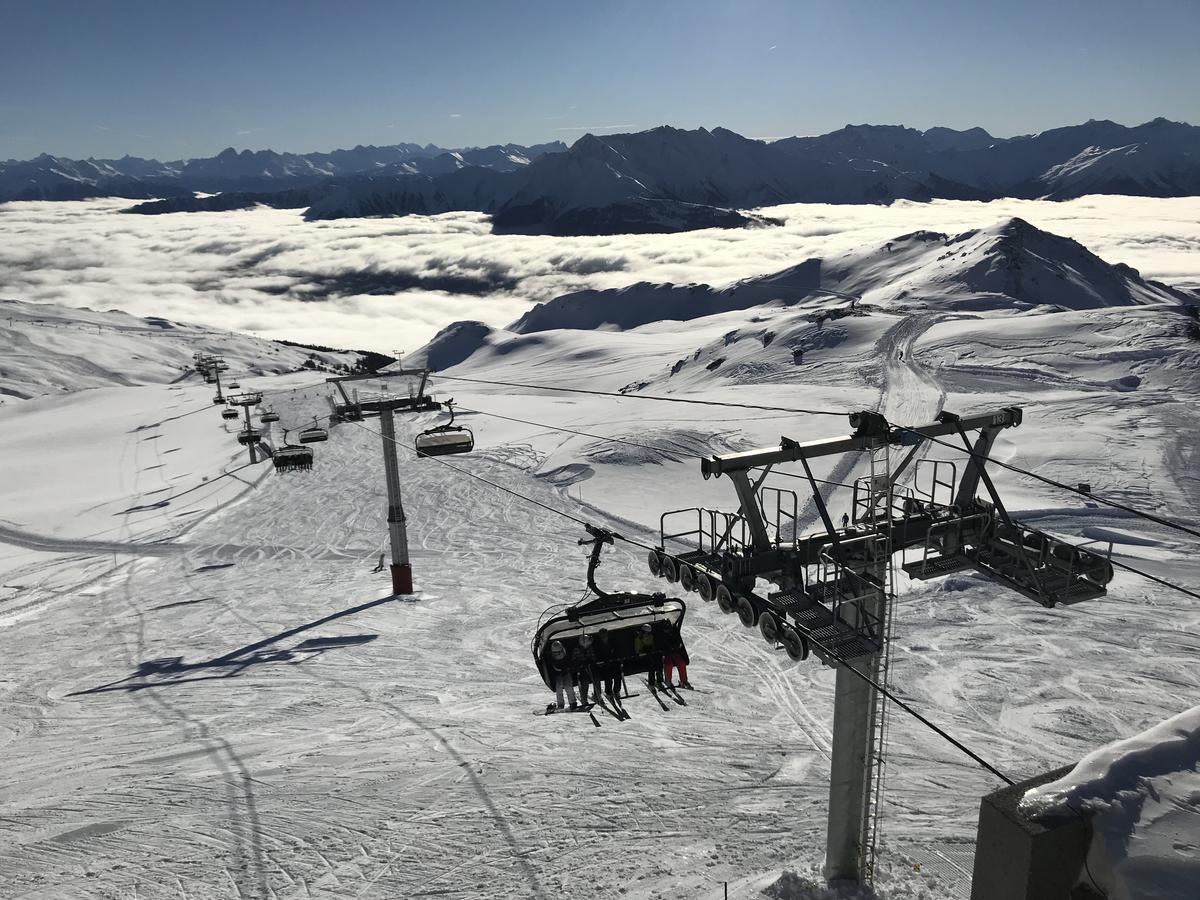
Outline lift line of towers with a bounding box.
[194,356,1120,888]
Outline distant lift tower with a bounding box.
[227,391,264,463]
[207,356,230,404]
[648,407,1115,885]
[327,369,441,595]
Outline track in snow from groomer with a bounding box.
[0,390,843,899]
[2,352,1197,899]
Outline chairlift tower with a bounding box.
[327,369,442,596]
[206,355,229,404]
[649,407,1115,886]
[227,391,263,462]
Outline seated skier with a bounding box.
[658,620,692,690]
[570,634,597,706]
[594,629,625,715]
[547,640,577,710]
[634,622,665,689]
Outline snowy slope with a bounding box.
[301,167,514,220]
[2,222,1199,899]
[507,218,1192,334]
[1039,139,1200,200]
[0,297,366,404]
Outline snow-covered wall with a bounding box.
[1020,705,1200,900]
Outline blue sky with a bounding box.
[2,0,1198,160]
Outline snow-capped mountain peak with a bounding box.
[504,218,1190,335]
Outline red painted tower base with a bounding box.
[391,563,413,596]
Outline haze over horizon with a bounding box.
[3,0,1198,160]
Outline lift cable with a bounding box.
[580,523,1018,784]
[890,422,1200,544]
[350,415,1037,788]
[345,419,591,529]
[1091,554,1200,603]
[324,398,1200,603]
[453,403,859,492]
[431,373,847,417]
[807,634,1016,786]
[450,400,1200,603]
[298,385,1194,791]
[154,460,261,503]
[336,399,1200,604]
[421,371,1198,544]
[454,404,687,455]
[278,396,859,492]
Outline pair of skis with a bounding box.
[540,702,603,727]
[646,679,688,710]
[598,697,630,721]
[538,681,698,721]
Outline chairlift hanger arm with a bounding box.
[700,407,1023,477]
[326,368,431,390]
[578,525,617,598]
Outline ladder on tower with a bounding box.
[858,440,897,884]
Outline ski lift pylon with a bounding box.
[415,399,474,457]
[530,525,686,694]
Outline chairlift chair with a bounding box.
[260,409,280,424]
[273,445,314,473]
[415,400,474,457]
[530,526,687,694]
[229,381,241,390]
[299,418,328,444]
[221,408,239,420]
[212,394,226,405]
[237,428,262,445]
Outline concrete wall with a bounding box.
[970,765,1089,900]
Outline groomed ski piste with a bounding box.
[2,216,1199,899]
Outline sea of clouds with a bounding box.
[1,195,1198,353]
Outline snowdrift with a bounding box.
[1020,705,1200,900]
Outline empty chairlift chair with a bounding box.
[260,408,280,424]
[415,400,474,457]
[229,382,241,390]
[273,445,314,473]
[221,407,239,420]
[299,418,328,444]
[237,427,262,445]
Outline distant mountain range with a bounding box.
[0,140,568,201]
[4,119,1199,235]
